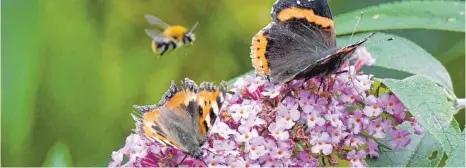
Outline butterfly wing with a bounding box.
[195,81,227,144]
[133,79,201,153]
[251,0,337,83]
[251,22,334,83]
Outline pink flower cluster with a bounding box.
[108,48,423,167]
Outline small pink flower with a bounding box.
[239,113,266,132]
[325,113,343,128]
[339,88,360,104]
[310,132,333,155]
[392,130,411,150]
[367,139,379,158]
[211,139,238,156]
[210,121,236,139]
[348,110,369,134]
[246,76,266,93]
[298,90,315,113]
[206,154,227,167]
[363,95,383,117]
[327,126,348,144]
[245,137,268,160]
[306,111,326,129]
[229,103,253,122]
[366,118,387,139]
[269,122,290,141]
[277,103,300,129]
[344,135,366,149]
[409,118,424,135]
[236,128,259,143]
[261,83,282,98]
[380,93,405,115]
[270,141,292,159]
[347,150,368,167]
[354,74,372,92]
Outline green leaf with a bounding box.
[42,141,74,167]
[339,33,453,92]
[367,122,444,167]
[444,120,465,167]
[381,76,461,156]
[334,1,466,35]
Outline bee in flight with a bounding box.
[144,14,198,56]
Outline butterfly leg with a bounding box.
[315,76,327,103]
[279,82,294,102]
[177,154,188,166]
[334,70,348,75]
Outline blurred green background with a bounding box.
[2,0,464,166]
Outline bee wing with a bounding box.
[145,29,171,43]
[145,14,171,29]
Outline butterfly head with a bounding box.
[190,149,204,160]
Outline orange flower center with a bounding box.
[389,101,394,106]
[373,105,378,109]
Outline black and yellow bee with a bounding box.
[144,14,198,56]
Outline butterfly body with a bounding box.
[132,78,226,160]
[251,0,373,83]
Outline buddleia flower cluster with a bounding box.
[108,47,423,167]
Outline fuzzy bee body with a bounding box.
[145,14,197,56]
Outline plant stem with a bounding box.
[455,98,465,111]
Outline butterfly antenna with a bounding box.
[189,21,199,33]
[366,37,395,46]
[350,12,364,41]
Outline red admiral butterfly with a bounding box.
[251,0,374,83]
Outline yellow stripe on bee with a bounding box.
[277,7,334,32]
[163,25,188,42]
[250,30,270,76]
[151,40,158,52]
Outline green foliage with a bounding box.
[366,122,445,167]
[335,1,466,35]
[380,76,463,166]
[42,142,74,167]
[339,33,453,92]
[1,0,464,167]
[444,129,466,167]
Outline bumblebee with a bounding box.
[144,14,198,56]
